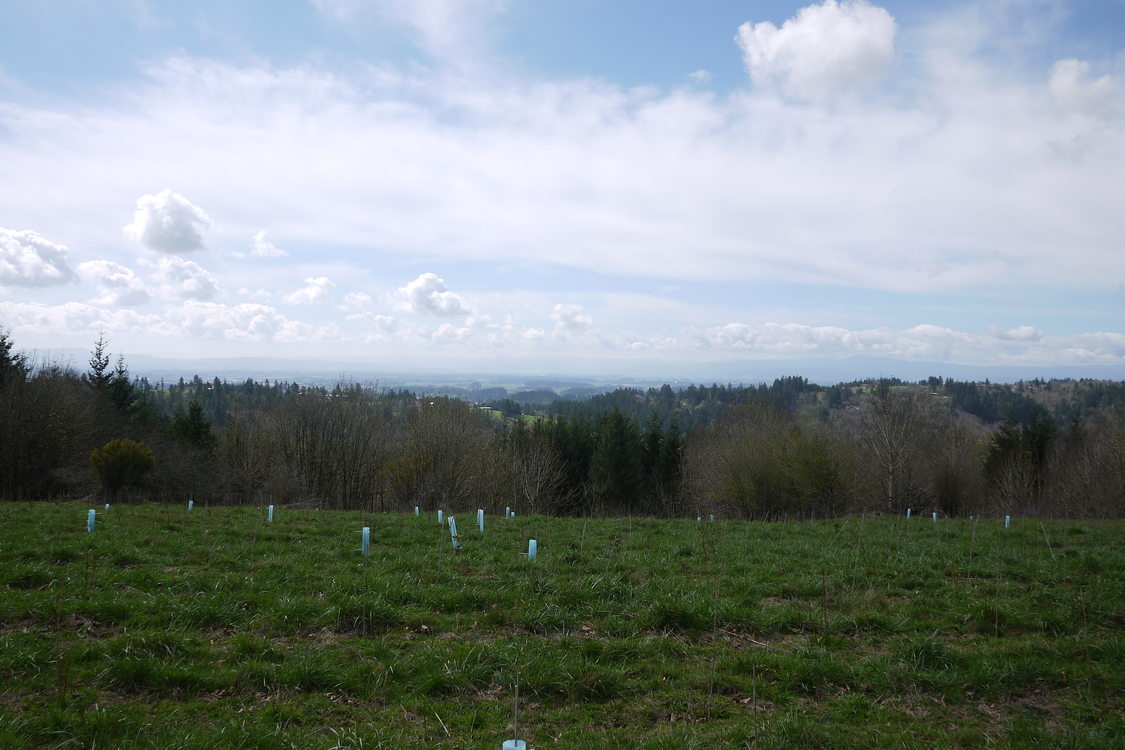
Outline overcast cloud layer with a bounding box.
[0,0,1122,377]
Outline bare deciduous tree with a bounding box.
[858,385,934,513]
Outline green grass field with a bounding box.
[1,502,1121,749]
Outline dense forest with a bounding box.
[1,329,1122,519]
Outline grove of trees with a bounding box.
[1,328,1122,518]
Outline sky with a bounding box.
[1,0,1123,378]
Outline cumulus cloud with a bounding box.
[77,260,152,306]
[249,230,287,258]
[166,301,315,341]
[349,311,400,335]
[989,324,1043,342]
[687,69,711,83]
[687,321,1073,364]
[0,228,77,287]
[396,273,470,316]
[551,304,594,334]
[340,291,374,310]
[154,256,222,300]
[1049,59,1120,118]
[285,276,335,305]
[432,322,473,342]
[0,301,169,337]
[125,189,211,253]
[736,0,897,100]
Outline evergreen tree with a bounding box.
[0,328,29,387]
[87,332,111,389]
[171,400,215,449]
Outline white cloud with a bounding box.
[989,324,1043,342]
[551,303,594,334]
[1049,59,1121,118]
[349,311,400,335]
[125,188,211,253]
[736,0,897,100]
[688,321,1083,364]
[0,301,170,337]
[687,69,711,83]
[156,256,222,300]
[3,49,1122,297]
[396,272,470,316]
[285,276,335,304]
[340,291,374,310]
[432,322,473,342]
[249,229,287,257]
[166,301,316,342]
[0,227,77,287]
[77,260,152,306]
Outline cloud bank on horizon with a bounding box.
[0,0,1122,375]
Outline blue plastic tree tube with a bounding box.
[449,517,461,551]
[438,509,443,526]
[906,508,912,519]
[361,526,370,556]
[478,508,484,533]
[505,506,511,519]
[87,509,95,533]
[502,741,526,750]
[268,504,274,523]
[527,539,537,561]
[1005,514,1011,529]
[188,500,194,511]
[415,506,420,516]
[104,503,109,511]
[932,511,937,522]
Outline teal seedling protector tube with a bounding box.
[449,517,461,551]
[505,506,511,519]
[268,504,274,523]
[1005,514,1011,528]
[361,526,370,556]
[502,741,526,750]
[104,503,109,511]
[188,500,194,511]
[415,506,420,516]
[478,508,484,533]
[87,509,95,533]
[932,511,937,522]
[709,514,714,522]
[907,508,912,519]
[438,509,443,526]
[527,539,537,561]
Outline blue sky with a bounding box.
[1,0,1123,376]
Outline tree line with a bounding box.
[1,329,1122,518]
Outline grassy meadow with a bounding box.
[0,502,1122,749]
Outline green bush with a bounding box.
[89,438,154,499]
